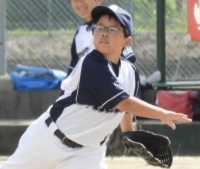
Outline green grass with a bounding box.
[6,29,76,35]
[7,26,187,36]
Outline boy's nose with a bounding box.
[102,29,109,37]
[102,33,109,37]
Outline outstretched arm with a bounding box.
[116,96,192,130]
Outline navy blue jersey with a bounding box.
[50,50,139,147]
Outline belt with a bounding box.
[45,116,83,148]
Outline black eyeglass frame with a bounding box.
[93,24,129,37]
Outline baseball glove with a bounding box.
[120,130,173,168]
[106,126,127,156]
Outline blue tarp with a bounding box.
[10,64,67,90]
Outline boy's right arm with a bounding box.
[116,96,192,130]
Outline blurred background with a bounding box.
[1,0,200,157]
[2,0,200,81]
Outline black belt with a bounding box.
[45,116,83,148]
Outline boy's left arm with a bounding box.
[106,113,134,156]
[120,113,134,132]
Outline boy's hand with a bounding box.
[160,111,192,130]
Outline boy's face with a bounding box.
[70,0,103,22]
[93,15,132,58]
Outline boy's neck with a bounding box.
[104,54,120,65]
[86,19,92,23]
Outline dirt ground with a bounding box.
[0,156,199,169]
[105,156,200,169]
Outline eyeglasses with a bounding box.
[93,24,124,34]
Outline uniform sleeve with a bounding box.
[121,45,136,64]
[77,57,130,110]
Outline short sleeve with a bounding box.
[121,46,136,64]
[77,54,129,111]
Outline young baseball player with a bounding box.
[68,0,140,133]
[67,0,103,76]
[0,5,191,169]
[67,0,139,136]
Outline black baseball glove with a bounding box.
[120,130,173,168]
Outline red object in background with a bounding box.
[187,0,200,41]
[156,90,197,119]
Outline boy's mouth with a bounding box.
[78,7,87,12]
[100,39,109,43]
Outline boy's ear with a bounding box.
[123,37,132,48]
